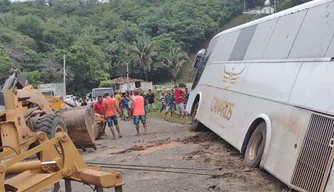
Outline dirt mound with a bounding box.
[182,138,289,191]
[182,133,218,144]
[110,138,174,155]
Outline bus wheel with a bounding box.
[191,102,205,131]
[244,122,266,168]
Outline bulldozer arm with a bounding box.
[58,107,97,150]
[0,131,124,192]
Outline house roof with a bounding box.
[112,76,144,84]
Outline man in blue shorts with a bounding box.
[132,89,148,135]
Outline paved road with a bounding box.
[46,116,284,192]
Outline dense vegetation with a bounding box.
[0,0,243,94]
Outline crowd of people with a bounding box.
[67,96,96,107]
[160,86,190,118]
[91,88,149,139]
[66,85,189,140]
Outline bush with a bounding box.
[99,80,115,88]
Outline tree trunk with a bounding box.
[172,73,177,83]
[145,70,148,82]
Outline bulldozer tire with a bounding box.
[35,114,67,139]
[31,114,67,157]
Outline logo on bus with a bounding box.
[211,97,234,120]
[223,65,246,90]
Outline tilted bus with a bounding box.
[186,0,334,191]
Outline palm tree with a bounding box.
[160,46,188,82]
[0,13,16,28]
[129,33,157,81]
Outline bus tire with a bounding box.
[244,122,266,168]
[191,101,205,131]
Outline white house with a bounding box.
[112,77,152,93]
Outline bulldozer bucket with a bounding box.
[58,107,97,150]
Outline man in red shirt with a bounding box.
[93,96,104,115]
[174,85,185,118]
[103,93,122,139]
[93,96,107,137]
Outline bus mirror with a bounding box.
[192,56,201,69]
[192,49,206,69]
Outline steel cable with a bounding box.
[87,163,222,177]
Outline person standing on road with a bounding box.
[93,96,104,115]
[174,85,185,118]
[132,89,148,135]
[127,90,133,119]
[92,96,97,103]
[146,89,155,112]
[164,89,174,118]
[121,92,130,121]
[94,96,107,136]
[103,93,122,139]
[115,92,122,119]
[80,97,88,106]
[160,91,166,113]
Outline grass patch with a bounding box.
[147,110,191,124]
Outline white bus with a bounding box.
[186,1,334,192]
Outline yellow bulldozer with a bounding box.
[44,95,107,141]
[0,69,124,191]
[44,95,106,141]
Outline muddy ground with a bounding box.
[46,115,288,192]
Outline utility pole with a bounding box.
[126,61,129,90]
[113,56,134,91]
[42,42,72,98]
[244,0,246,11]
[63,54,66,98]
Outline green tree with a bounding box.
[0,28,38,69]
[129,33,157,81]
[42,19,71,49]
[0,12,16,28]
[67,35,110,92]
[0,43,14,83]
[160,46,188,82]
[22,70,41,87]
[99,80,115,88]
[15,15,44,42]
[0,0,11,13]
[0,0,243,93]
